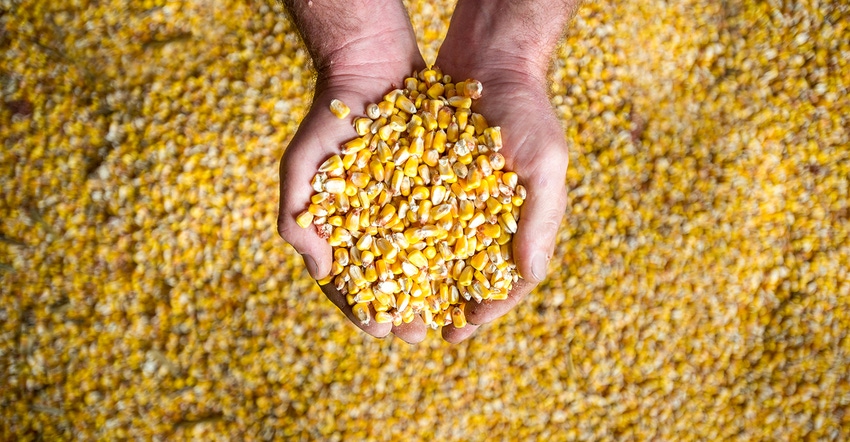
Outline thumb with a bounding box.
[277,135,334,281]
[512,152,568,284]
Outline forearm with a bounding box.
[281,0,422,80]
[439,0,581,82]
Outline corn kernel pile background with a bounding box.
[1,0,849,439]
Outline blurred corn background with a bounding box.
[1,0,848,439]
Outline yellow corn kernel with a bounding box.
[396,94,416,114]
[449,285,461,304]
[403,157,419,178]
[432,129,447,153]
[377,99,395,117]
[447,122,459,143]
[374,311,393,324]
[329,98,350,119]
[329,227,353,247]
[401,306,416,324]
[465,235,478,257]
[353,117,372,136]
[362,254,376,272]
[388,114,406,132]
[354,287,375,303]
[296,210,314,228]
[418,200,433,223]
[490,289,509,301]
[502,171,518,189]
[348,265,367,287]
[421,68,439,84]
[451,305,467,328]
[375,259,391,281]
[487,244,503,264]
[470,250,489,271]
[437,241,454,261]
[343,210,360,232]
[333,248,350,267]
[456,108,470,131]
[362,159,382,182]
[454,235,468,257]
[501,211,518,234]
[341,136,368,155]
[475,154,493,176]
[396,292,411,313]
[349,172,369,188]
[430,203,452,221]
[423,245,437,260]
[311,192,330,205]
[422,308,434,326]
[489,152,506,171]
[468,212,486,229]
[390,169,404,195]
[447,95,472,109]
[400,175,412,196]
[330,261,344,277]
[324,177,346,194]
[407,250,428,268]
[318,155,344,174]
[470,112,488,134]
[444,82,456,98]
[486,198,503,216]
[481,222,501,239]
[458,265,474,286]
[437,106,453,129]
[437,157,455,182]
[375,205,394,227]
[457,200,474,221]
[357,190,371,211]
[327,215,343,227]
[426,82,445,99]
[484,126,503,150]
[376,140,393,163]
[377,123,394,141]
[375,238,397,262]
[353,303,371,325]
[355,233,373,251]
[401,260,419,277]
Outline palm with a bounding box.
[436,72,570,343]
[279,74,429,343]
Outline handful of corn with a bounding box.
[296,67,526,330]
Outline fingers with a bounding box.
[391,317,428,344]
[277,111,341,280]
[511,151,569,284]
[441,322,479,343]
[464,278,536,325]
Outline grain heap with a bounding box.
[1,0,848,440]
[298,68,524,330]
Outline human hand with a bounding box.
[434,1,572,343]
[276,3,429,343]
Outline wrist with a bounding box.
[436,0,578,86]
[314,25,424,86]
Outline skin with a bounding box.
[278,0,578,344]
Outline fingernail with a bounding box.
[301,254,318,279]
[531,253,548,281]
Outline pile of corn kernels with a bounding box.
[302,69,525,330]
[1,0,848,440]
